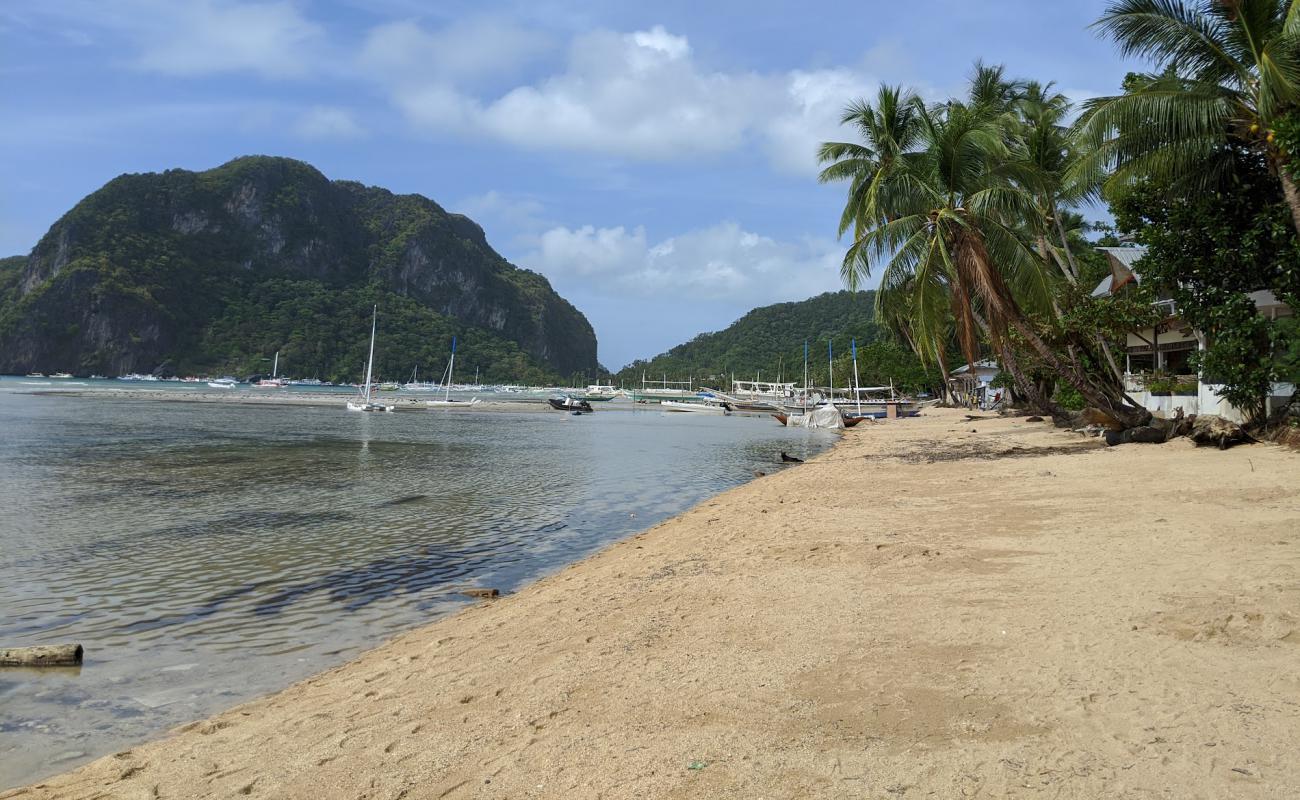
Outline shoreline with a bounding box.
[6,408,1300,798]
[24,388,577,413]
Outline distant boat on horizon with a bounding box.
[255,351,287,388]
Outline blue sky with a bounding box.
[1,1,1136,369]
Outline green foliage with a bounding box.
[1052,382,1085,410]
[1112,145,1300,421]
[189,279,563,384]
[0,156,598,379]
[0,256,22,310]
[614,291,940,395]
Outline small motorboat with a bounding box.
[660,400,730,414]
[208,377,238,389]
[50,372,73,379]
[549,396,593,412]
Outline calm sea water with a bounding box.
[0,379,834,788]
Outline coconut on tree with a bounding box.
[1073,0,1300,235]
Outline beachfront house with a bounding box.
[1093,246,1295,422]
[948,359,1001,409]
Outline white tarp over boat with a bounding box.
[784,405,844,429]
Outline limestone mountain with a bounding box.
[0,156,600,382]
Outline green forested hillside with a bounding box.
[615,291,940,393]
[0,156,600,382]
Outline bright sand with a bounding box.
[5,408,1299,799]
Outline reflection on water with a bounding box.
[0,383,835,788]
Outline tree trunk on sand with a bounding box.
[1278,168,1300,239]
[961,232,1149,427]
[933,340,955,405]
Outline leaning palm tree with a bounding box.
[1074,0,1300,234]
[822,92,1149,424]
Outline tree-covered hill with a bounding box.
[0,156,601,382]
[615,291,940,393]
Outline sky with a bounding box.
[1,1,1138,370]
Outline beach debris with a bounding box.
[461,588,500,599]
[1104,425,1167,446]
[1081,407,1126,431]
[1025,415,1044,422]
[1190,415,1254,450]
[687,760,708,771]
[1,644,84,667]
[753,470,766,477]
[780,452,803,463]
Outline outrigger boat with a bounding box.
[577,383,620,401]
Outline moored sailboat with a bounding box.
[425,336,480,407]
[347,307,395,413]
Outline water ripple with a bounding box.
[0,387,835,789]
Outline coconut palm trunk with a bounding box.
[958,229,1148,425]
[1277,169,1300,238]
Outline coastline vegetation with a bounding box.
[614,290,941,394]
[820,0,1300,428]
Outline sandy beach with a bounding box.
[6,407,1299,799]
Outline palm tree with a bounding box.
[821,89,1149,424]
[1074,0,1300,235]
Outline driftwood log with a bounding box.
[461,588,499,599]
[0,644,83,667]
[1189,415,1254,450]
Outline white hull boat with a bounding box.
[660,400,729,414]
[426,335,478,408]
[347,307,395,413]
[426,397,481,407]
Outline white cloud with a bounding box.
[129,1,324,78]
[358,17,553,87]
[764,68,876,175]
[526,221,845,302]
[293,106,366,140]
[375,22,884,171]
[12,0,326,78]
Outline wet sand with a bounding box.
[6,408,1299,798]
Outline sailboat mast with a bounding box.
[445,336,456,402]
[272,351,279,379]
[828,339,834,406]
[802,340,808,414]
[363,306,377,403]
[852,338,861,415]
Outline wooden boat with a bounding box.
[772,412,864,428]
[549,397,593,412]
